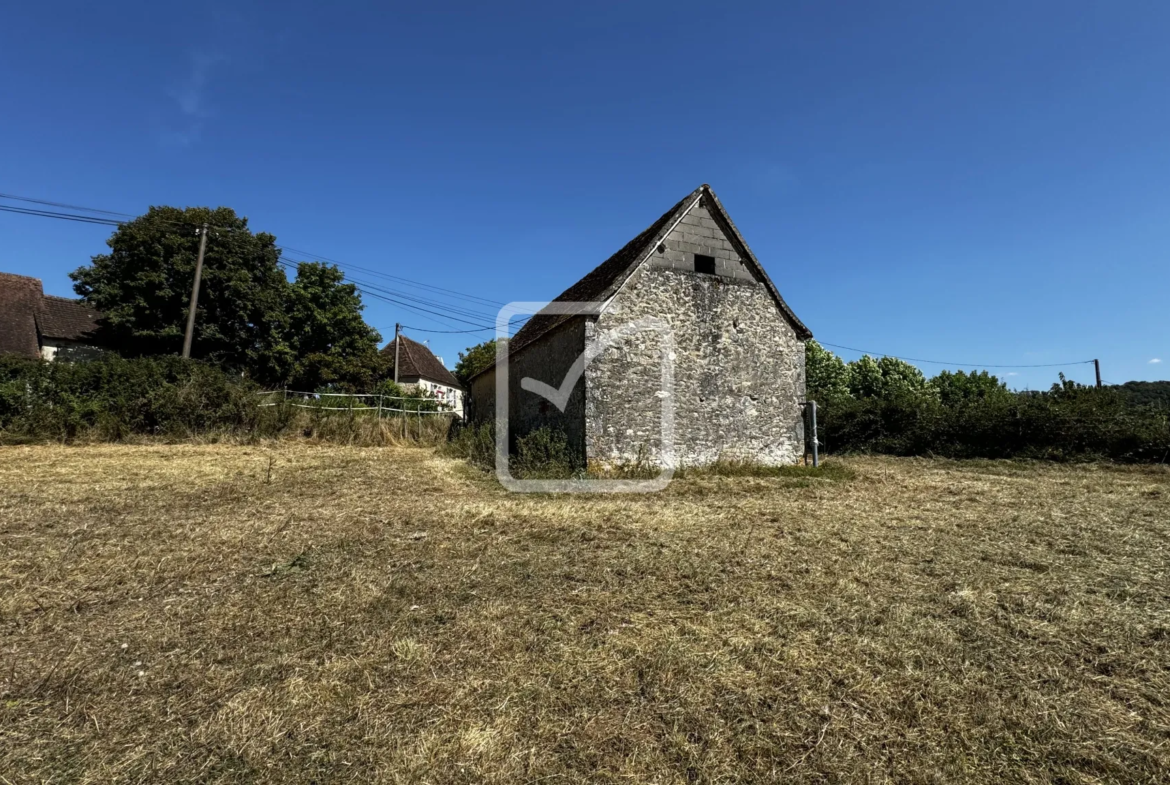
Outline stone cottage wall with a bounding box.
[585,266,805,468]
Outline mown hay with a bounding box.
[1,447,1167,783]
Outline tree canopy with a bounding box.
[806,340,1003,405]
[454,339,500,386]
[71,207,289,377]
[71,207,385,389]
[284,262,384,391]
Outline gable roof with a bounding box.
[0,272,107,358]
[470,184,811,381]
[0,272,44,357]
[381,334,463,390]
[37,295,103,342]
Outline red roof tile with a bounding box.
[380,334,463,389]
[0,272,44,358]
[37,295,103,342]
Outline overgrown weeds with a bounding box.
[0,355,457,447]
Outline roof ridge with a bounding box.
[0,271,43,284]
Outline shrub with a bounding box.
[0,355,260,441]
[819,378,1170,463]
[513,427,582,479]
[0,355,461,446]
[442,421,497,472]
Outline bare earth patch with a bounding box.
[1,445,1167,783]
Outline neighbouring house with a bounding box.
[0,272,106,361]
[381,334,465,416]
[467,184,813,468]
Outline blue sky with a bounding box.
[2,1,1167,389]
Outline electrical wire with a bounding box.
[277,257,504,325]
[0,190,512,328]
[279,244,506,308]
[400,322,526,335]
[276,258,499,329]
[0,191,510,316]
[817,342,1095,368]
[278,256,529,333]
[0,192,136,218]
[0,190,1107,366]
[0,201,225,234]
[0,204,123,226]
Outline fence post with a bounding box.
[807,400,819,468]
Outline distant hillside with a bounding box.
[1113,380,1170,409]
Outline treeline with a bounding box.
[807,342,1170,462]
[1114,380,1170,409]
[0,355,441,443]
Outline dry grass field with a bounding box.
[1,445,1168,784]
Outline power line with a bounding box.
[0,201,225,234]
[0,190,509,321]
[817,341,1096,369]
[0,204,123,226]
[278,256,529,334]
[276,258,499,330]
[277,257,504,326]
[0,190,1104,364]
[401,322,526,335]
[0,192,136,218]
[278,244,506,308]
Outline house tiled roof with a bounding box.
[37,295,103,342]
[381,334,463,390]
[0,272,46,357]
[0,272,106,358]
[469,184,811,381]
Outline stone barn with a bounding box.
[468,184,812,468]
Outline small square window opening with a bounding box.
[694,254,716,275]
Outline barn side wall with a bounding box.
[467,319,587,460]
[585,268,805,467]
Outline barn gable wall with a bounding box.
[645,204,758,283]
[585,213,805,467]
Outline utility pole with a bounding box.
[393,323,401,384]
[182,223,209,359]
[1094,358,1102,389]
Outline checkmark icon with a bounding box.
[497,303,675,493]
[521,354,588,413]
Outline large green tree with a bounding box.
[454,339,500,386]
[71,206,291,381]
[284,261,384,391]
[805,340,852,404]
[848,355,935,401]
[933,369,1009,407]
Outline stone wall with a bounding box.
[469,195,806,468]
[585,265,805,467]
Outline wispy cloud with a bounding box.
[1150,358,1163,364]
[160,51,226,147]
[1005,372,1019,376]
